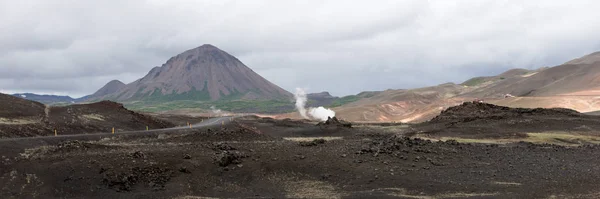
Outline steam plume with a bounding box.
[210,106,223,116]
[294,88,336,121]
[294,88,308,119]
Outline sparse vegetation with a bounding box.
[125,99,294,113]
[329,92,378,107]
[415,132,600,146]
[461,77,489,86]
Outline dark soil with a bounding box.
[0,93,46,119]
[48,101,174,134]
[413,102,600,139]
[3,109,600,198]
[298,138,327,147]
[318,116,352,128]
[0,100,175,138]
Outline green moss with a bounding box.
[329,95,361,107]
[461,77,488,86]
[124,99,295,114]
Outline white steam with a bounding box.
[294,88,336,121]
[308,107,336,121]
[210,106,223,116]
[294,88,309,119]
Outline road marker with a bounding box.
[112,127,115,134]
[54,129,57,136]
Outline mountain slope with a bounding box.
[96,44,292,102]
[1,93,47,119]
[463,52,600,98]
[88,80,126,98]
[332,83,471,122]
[328,51,600,123]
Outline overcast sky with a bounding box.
[1,0,600,97]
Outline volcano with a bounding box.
[92,44,292,102]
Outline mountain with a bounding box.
[92,44,292,103]
[88,80,125,98]
[461,52,600,98]
[12,93,76,105]
[332,83,470,123]
[316,51,600,123]
[306,92,338,107]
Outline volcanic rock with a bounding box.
[317,117,352,128]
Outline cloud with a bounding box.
[1,0,600,97]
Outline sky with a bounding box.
[1,0,600,98]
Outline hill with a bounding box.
[461,52,600,98]
[327,51,600,123]
[332,83,471,123]
[87,80,126,99]
[0,92,173,138]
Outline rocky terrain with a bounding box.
[412,102,600,140]
[2,103,600,198]
[0,93,174,138]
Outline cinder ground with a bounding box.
[0,103,600,199]
[3,106,600,198]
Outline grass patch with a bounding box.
[415,132,600,146]
[492,181,521,186]
[124,99,294,114]
[0,117,38,125]
[283,137,343,142]
[284,180,340,199]
[329,92,379,107]
[461,77,489,86]
[365,125,410,133]
[80,114,105,121]
[377,188,498,199]
[526,132,600,145]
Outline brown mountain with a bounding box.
[332,83,471,123]
[462,52,600,98]
[88,80,126,98]
[94,44,292,102]
[315,51,600,123]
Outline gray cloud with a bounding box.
[1,0,600,97]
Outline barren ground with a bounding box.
[2,108,600,198]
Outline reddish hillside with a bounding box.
[326,51,600,123]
